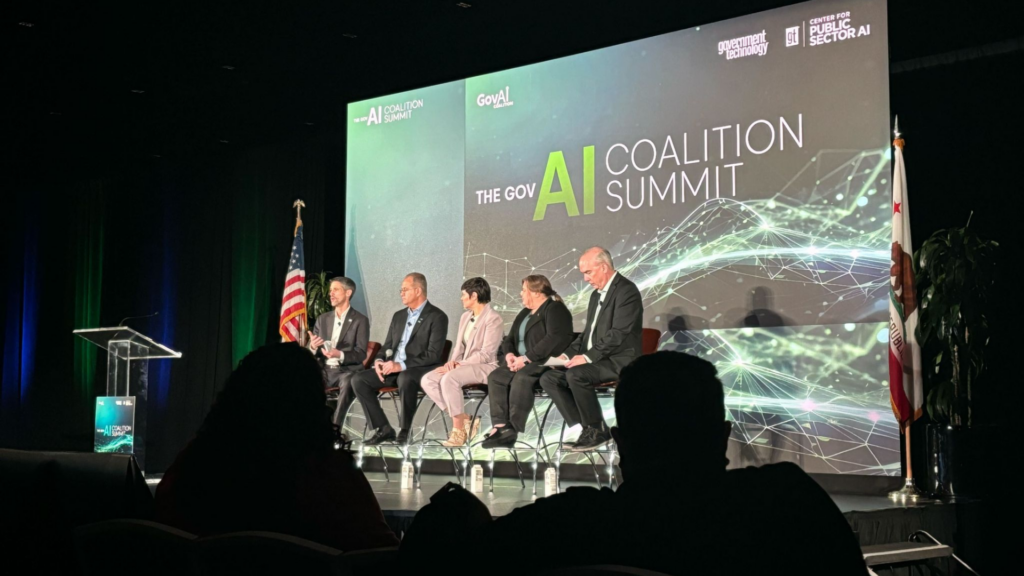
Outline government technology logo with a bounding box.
[786,26,800,47]
[476,86,513,109]
[718,30,768,60]
[352,98,424,126]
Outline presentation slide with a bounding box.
[346,0,895,475]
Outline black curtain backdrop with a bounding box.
[1,128,344,473]
[1,52,1018,482]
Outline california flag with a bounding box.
[888,126,923,426]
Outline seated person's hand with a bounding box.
[505,353,517,369]
[565,355,589,368]
[511,355,529,371]
[321,347,341,359]
[308,332,325,349]
[374,360,386,381]
[381,360,402,375]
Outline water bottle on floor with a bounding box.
[401,461,415,490]
[471,464,484,492]
[545,467,558,496]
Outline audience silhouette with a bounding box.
[401,351,865,575]
[154,343,398,550]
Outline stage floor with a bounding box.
[358,472,909,519]
[145,471,916,519]
[144,470,964,552]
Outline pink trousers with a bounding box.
[420,363,497,416]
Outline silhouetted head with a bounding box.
[195,343,333,458]
[751,286,772,309]
[612,351,731,482]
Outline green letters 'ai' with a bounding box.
[533,146,595,221]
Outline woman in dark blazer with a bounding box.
[482,275,573,448]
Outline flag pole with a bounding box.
[888,117,923,503]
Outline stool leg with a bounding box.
[536,401,556,465]
[420,402,438,443]
[555,443,563,493]
[489,450,496,493]
[510,449,525,489]
[415,444,424,488]
[388,393,402,442]
[468,392,487,443]
[377,447,389,483]
[584,452,601,487]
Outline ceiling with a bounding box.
[4,0,1022,171]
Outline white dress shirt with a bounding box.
[326,307,349,366]
[585,271,618,358]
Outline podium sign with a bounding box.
[75,326,181,473]
[94,396,136,454]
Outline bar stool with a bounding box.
[326,341,381,434]
[410,381,490,487]
[541,328,662,491]
[354,340,452,482]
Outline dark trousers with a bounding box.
[352,365,439,430]
[326,366,360,427]
[539,361,619,428]
[487,363,551,433]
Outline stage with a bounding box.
[145,469,972,552]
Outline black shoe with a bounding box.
[481,427,518,449]
[363,426,396,446]
[333,432,351,450]
[396,428,410,445]
[565,427,592,451]
[571,424,611,452]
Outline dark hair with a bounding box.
[522,274,562,303]
[615,351,724,459]
[163,344,348,536]
[330,276,356,297]
[195,343,334,456]
[407,272,427,295]
[461,277,491,304]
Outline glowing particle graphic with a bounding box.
[844,323,856,331]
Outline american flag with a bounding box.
[279,219,307,342]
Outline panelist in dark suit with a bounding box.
[353,273,449,446]
[482,275,573,449]
[540,246,643,452]
[307,277,369,428]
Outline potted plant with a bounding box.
[306,271,334,322]
[915,214,998,497]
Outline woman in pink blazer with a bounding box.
[421,277,504,447]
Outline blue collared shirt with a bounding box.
[395,300,427,369]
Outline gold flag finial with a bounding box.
[893,116,905,150]
[292,199,306,235]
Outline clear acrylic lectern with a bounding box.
[74,327,182,472]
